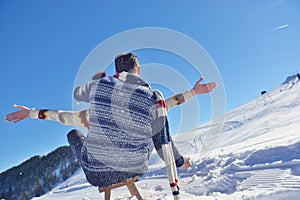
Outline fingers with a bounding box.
[5,104,29,123]
[179,157,192,169]
[197,77,204,85]
[5,112,18,122]
[206,82,218,91]
[202,82,217,91]
[6,115,23,123]
[193,81,218,95]
[14,104,22,109]
[5,113,13,122]
[13,118,23,123]
[194,77,217,91]
[14,104,28,110]
[193,77,203,88]
[185,157,192,167]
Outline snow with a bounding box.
[33,75,300,199]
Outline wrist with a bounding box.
[190,89,196,96]
[29,108,39,119]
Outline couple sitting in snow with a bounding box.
[5,52,217,189]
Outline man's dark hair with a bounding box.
[115,52,139,74]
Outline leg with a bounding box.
[67,129,85,163]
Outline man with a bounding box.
[6,53,217,188]
[71,52,215,187]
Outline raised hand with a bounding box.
[192,77,218,95]
[5,104,30,123]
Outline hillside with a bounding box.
[0,146,80,200]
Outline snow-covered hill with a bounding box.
[33,74,300,200]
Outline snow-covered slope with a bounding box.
[33,75,300,200]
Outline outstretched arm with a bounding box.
[5,105,89,130]
[165,77,218,110]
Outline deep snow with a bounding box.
[33,75,300,200]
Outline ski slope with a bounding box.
[33,75,300,200]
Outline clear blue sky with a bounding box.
[1,0,299,173]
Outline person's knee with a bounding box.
[67,129,85,163]
[67,129,85,147]
[67,129,81,138]
[67,129,83,140]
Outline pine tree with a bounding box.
[60,165,68,181]
[50,172,57,185]
[34,178,45,197]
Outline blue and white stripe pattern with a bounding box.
[77,72,183,192]
[82,74,155,174]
